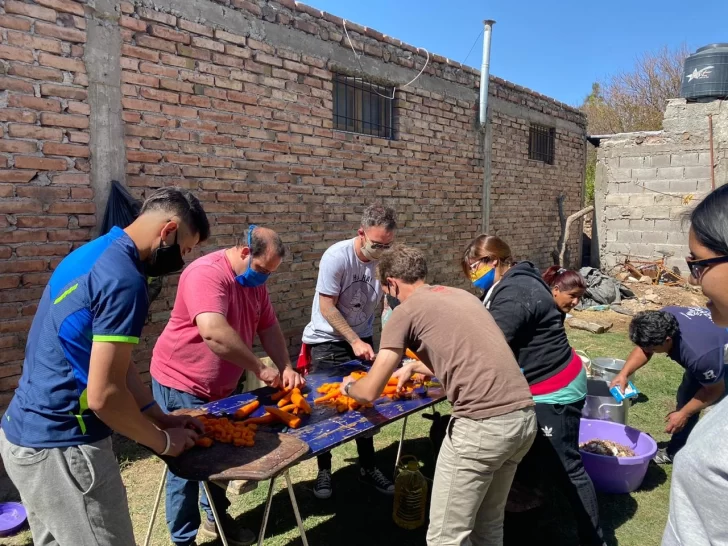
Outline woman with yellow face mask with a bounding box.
[462,235,604,546]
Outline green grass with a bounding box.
[5,329,684,546]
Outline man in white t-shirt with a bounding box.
[302,203,397,499]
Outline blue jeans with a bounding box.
[152,379,230,546]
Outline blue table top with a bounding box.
[196,360,447,457]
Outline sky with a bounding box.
[306,0,728,107]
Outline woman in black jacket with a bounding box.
[463,234,603,546]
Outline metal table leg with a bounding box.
[257,476,277,546]
[143,465,168,546]
[393,415,408,476]
[284,470,309,546]
[203,481,230,546]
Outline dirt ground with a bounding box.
[571,279,707,334]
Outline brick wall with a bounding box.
[0,0,90,407]
[0,0,586,403]
[594,98,728,274]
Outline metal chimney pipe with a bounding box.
[479,20,495,126]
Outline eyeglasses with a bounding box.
[469,257,492,271]
[686,255,728,280]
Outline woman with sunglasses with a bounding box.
[462,235,603,546]
[663,185,728,546]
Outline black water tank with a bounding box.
[681,44,728,100]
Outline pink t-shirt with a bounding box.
[150,249,277,400]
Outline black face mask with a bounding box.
[386,293,401,310]
[146,231,184,278]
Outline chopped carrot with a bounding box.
[270,388,291,401]
[264,406,302,428]
[277,392,294,407]
[234,400,260,420]
[291,391,312,414]
[279,403,296,412]
[195,437,213,448]
[244,414,276,425]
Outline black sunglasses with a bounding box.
[686,255,728,279]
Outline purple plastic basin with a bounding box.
[579,418,657,494]
[0,502,27,537]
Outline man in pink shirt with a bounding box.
[151,225,304,546]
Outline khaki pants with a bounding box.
[427,407,537,546]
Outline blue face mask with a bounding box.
[471,263,496,292]
[235,224,270,288]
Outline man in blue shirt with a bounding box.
[0,187,209,545]
[611,306,728,464]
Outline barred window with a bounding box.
[528,124,555,164]
[333,74,394,139]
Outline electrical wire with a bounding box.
[343,19,430,100]
[461,27,483,67]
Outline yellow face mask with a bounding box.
[470,263,495,291]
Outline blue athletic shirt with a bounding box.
[3,227,149,448]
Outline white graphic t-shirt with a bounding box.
[302,238,382,344]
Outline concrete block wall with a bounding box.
[594,99,728,275]
[0,0,586,408]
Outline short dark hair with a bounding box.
[361,203,397,231]
[629,311,679,348]
[377,245,427,284]
[140,187,210,242]
[244,226,286,259]
[689,184,728,256]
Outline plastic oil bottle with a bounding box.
[393,456,428,530]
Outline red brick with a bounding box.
[125,125,162,138]
[0,15,32,31]
[7,31,62,54]
[74,158,90,172]
[142,114,176,127]
[0,140,37,153]
[38,52,85,73]
[178,19,214,38]
[177,44,211,61]
[76,214,95,226]
[72,15,85,31]
[120,57,139,71]
[140,87,179,104]
[67,131,89,144]
[0,109,36,124]
[47,201,95,214]
[191,36,223,53]
[227,91,257,105]
[15,216,68,229]
[8,124,63,141]
[200,134,232,146]
[40,83,88,100]
[0,277,20,290]
[181,119,218,131]
[73,73,88,86]
[232,0,261,16]
[214,29,246,45]
[121,71,159,88]
[247,38,275,54]
[35,22,85,43]
[212,52,245,68]
[150,24,191,44]
[5,0,57,22]
[161,104,198,118]
[0,45,33,63]
[66,101,89,115]
[52,173,89,185]
[164,153,198,165]
[0,259,47,273]
[122,97,161,112]
[70,44,84,57]
[15,156,67,171]
[35,0,84,16]
[283,60,309,75]
[0,170,36,183]
[46,228,88,242]
[120,15,146,32]
[120,1,134,14]
[43,142,89,157]
[159,53,195,70]
[0,76,34,94]
[138,7,176,26]
[8,63,63,82]
[8,95,62,113]
[139,63,178,80]
[159,79,194,94]
[213,77,241,91]
[121,44,159,62]
[70,187,92,199]
[0,185,12,198]
[223,44,251,60]
[180,94,211,108]
[40,112,89,129]
[0,318,33,334]
[135,35,177,54]
[127,150,162,163]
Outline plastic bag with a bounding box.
[99,181,163,304]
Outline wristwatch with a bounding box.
[344,380,355,396]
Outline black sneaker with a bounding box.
[359,467,395,495]
[653,448,673,465]
[313,469,332,499]
[199,515,255,546]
